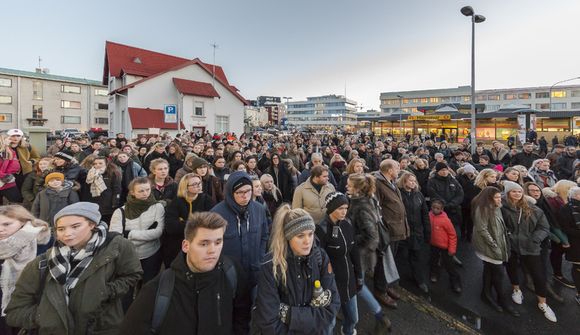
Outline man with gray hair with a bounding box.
[298,152,338,187]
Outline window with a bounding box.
[215,115,229,133]
[194,101,204,116]
[0,113,12,122]
[518,93,531,99]
[536,92,549,98]
[486,105,500,111]
[95,103,108,110]
[551,90,567,98]
[551,103,566,110]
[504,94,518,100]
[488,94,500,100]
[0,96,12,104]
[420,98,428,103]
[94,117,108,124]
[61,100,81,109]
[430,97,439,103]
[61,85,81,94]
[571,102,580,109]
[477,95,487,101]
[570,90,580,97]
[0,78,11,87]
[33,105,43,119]
[95,88,108,96]
[536,103,550,110]
[440,97,450,102]
[61,116,81,124]
[463,96,471,102]
[33,81,42,100]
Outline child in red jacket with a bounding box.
[429,200,461,293]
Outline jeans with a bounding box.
[357,284,382,315]
[340,296,359,335]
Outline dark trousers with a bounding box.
[461,206,473,242]
[141,249,163,283]
[447,209,463,241]
[430,246,460,284]
[572,264,580,294]
[505,251,547,297]
[482,261,509,304]
[374,250,388,293]
[0,186,23,203]
[549,243,565,277]
[397,240,429,285]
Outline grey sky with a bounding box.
[3,0,580,110]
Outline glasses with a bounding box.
[188,182,202,187]
[234,189,252,196]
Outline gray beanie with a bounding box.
[502,181,523,195]
[463,163,477,175]
[284,214,316,241]
[54,202,102,224]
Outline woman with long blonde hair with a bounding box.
[260,173,283,218]
[253,205,339,334]
[474,168,500,191]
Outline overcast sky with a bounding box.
[3,0,580,110]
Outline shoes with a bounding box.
[502,304,520,317]
[546,284,564,303]
[511,289,523,305]
[374,314,392,334]
[418,283,429,294]
[553,275,576,289]
[452,256,463,267]
[374,290,398,309]
[538,303,557,323]
[386,287,401,300]
[481,293,503,312]
[430,274,438,283]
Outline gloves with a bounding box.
[279,303,290,324]
[310,289,332,308]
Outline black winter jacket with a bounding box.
[500,199,550,256]
[427,174,464,210]
[399,188,431,250]
[120,252,251,335]
[316,216,362,303]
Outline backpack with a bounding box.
[150,257,238,334]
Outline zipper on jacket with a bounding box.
[338,226,350,298]
[217,292,222,326]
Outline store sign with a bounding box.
[408,114,451,121]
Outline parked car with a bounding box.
[61,128,84,139]
[87,128,109,139]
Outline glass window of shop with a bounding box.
[538,118,569,131]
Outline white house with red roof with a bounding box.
[102,41,247,137]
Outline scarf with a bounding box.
[48,222,108,302]
[0,222,50,315]
[86,167,107,197]
[124,193,158,220]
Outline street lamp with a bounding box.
[549,77,580,112]
[283,96,292,129]
[397,94,404,141]
[461,6,485,154]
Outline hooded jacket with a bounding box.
[472,207,510,262]
[429,211,457,254]
[31,180,80,226]
[211,171,269,286]
[427,173,464,209]
[500,198,549,256]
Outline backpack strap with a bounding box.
[222,257,238,298]
[151,269,175,334]
[36,254,49,303]
[119,208,128,238]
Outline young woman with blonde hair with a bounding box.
[260,173,283,219]
[253,205,339,334]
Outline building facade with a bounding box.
[286,94,357,130]
[103,41,247,138]
[0,67,108,132]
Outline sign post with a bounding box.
[164,105,177,123]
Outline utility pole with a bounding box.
[210,42,219,88]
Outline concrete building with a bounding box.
[0,67,108,132]
[286,94,357,130]
[244,104,269,128]
[103,41,247,138]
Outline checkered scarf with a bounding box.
[48,222,108,303]
[86,167,108,197]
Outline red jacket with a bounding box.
[0,149,21,191]
[429,211,457,254]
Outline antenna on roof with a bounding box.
[210,42,219,87]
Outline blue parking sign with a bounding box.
[164,105,177,123]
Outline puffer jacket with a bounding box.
[31,181,79,226]
[429,211,457,254]
[400,188,431,250]
[5,232,143,335]
[472,207,510,262]
[500,198,550,256]
[253,246,340,334]
[211,171,269,286]
[347,195,380,273]
[292,178,335,224]
[373,171,409,241]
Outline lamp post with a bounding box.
[461,6,485,154]
[283,96,292,129]
[549,77,580,112]
[397,94,403,141]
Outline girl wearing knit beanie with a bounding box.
[253,205,340,334]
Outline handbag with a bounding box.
[17,254,48,335]
[372,197,391,251]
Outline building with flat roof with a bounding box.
[286,94,357,130]
[0,67,108,132]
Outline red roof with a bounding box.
[172,78,220,98]
[103,41,229,85]
[128,107,185,130]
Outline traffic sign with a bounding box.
[164,104,177,123]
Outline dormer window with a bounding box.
[132,57,142,64]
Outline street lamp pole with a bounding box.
[461,6,485,154]
[549,77,580,112]
[397,94,403,141]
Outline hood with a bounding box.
[224,170,253,215]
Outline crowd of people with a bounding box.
[0,126,579,334]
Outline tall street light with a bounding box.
[461,6,485,154]
[549,77,580,112]
[397,94,403,141]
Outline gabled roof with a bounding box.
[173,78,220,98]
[103,41,228,85]
[110,58,248,105]
[128,107,185,129]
